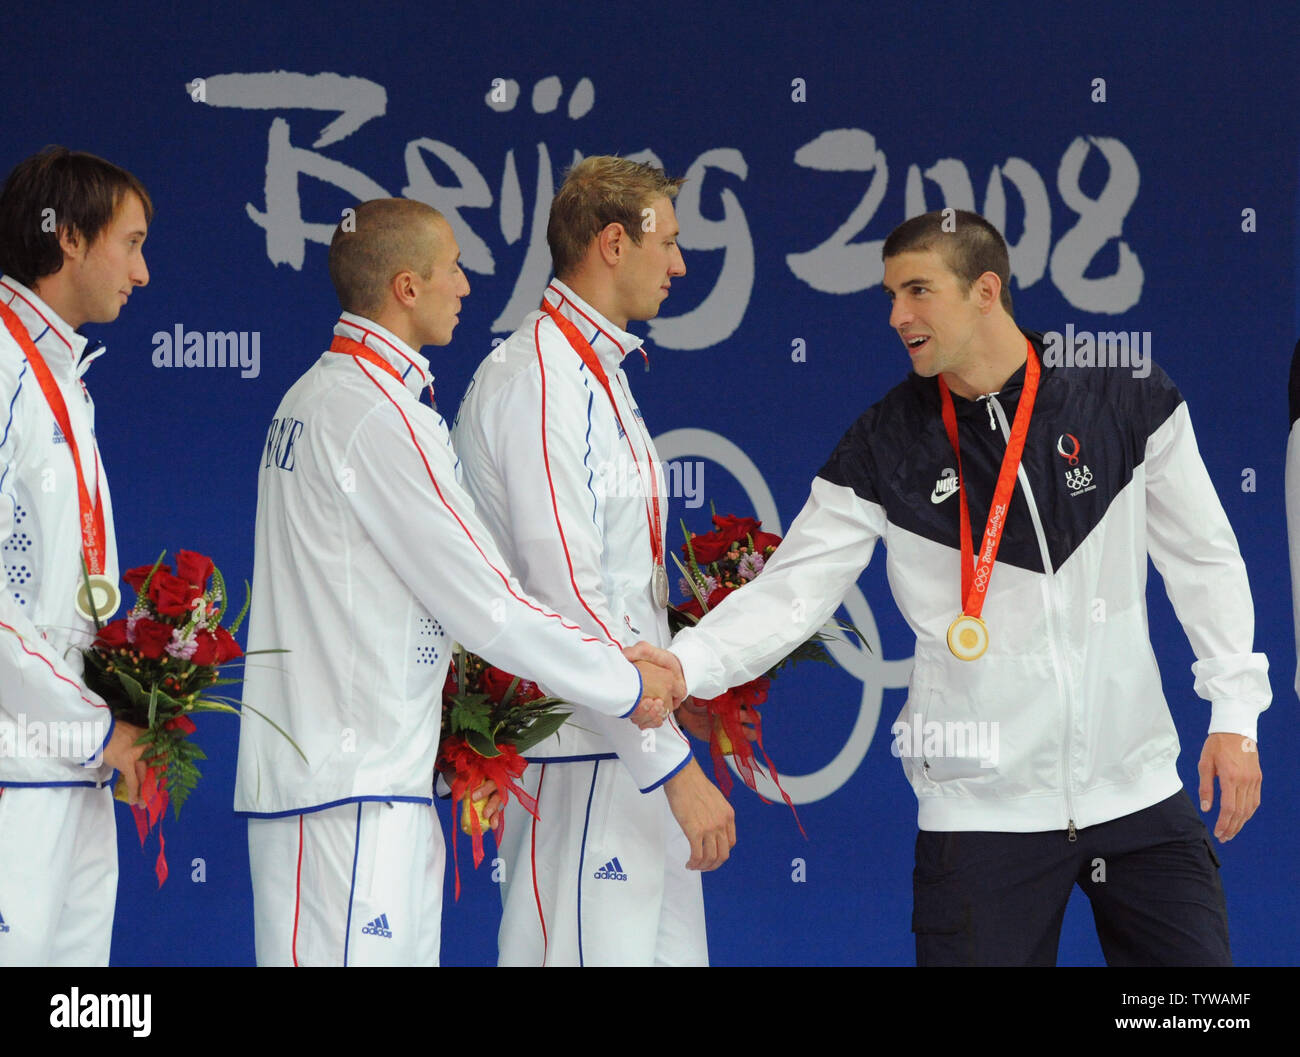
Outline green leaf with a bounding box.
[448,696,495,739]
[511,709,571,754]
[465,729,501,758]
[228,578,252,635]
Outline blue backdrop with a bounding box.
[2,0,1295,967]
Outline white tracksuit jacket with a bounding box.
[671,336,1270,832]
[234,313,645,817]
[0,277,116,787]
[452,281,692,791]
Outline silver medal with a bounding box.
[652,564,669,609]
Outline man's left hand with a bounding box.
[1197,733,1262,842]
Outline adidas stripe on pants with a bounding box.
[497,759,707,966]
[248,799,444,966]
[0,785,116,967]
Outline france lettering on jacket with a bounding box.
[263,415,304,471]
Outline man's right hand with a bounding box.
[103,720,149,806]
[628,658,681,729]
[663,757,736,870]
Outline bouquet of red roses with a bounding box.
[670,512,863,831]
[438,646,570,898]
[81,550,297,885]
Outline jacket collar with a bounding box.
[543,279,645,372]
[334,312,432,398]
[0,275,94,379]
[914,329,1046,415]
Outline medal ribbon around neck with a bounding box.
[937,337,1040,659]
[0,300,116,620]
[541,300,667,604]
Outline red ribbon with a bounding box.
[937,338,1040,621]
[441,738,539,900]
[0,300,108,578]
[130,764,170,887]
[698,678,805,838]
[129,715,195,887]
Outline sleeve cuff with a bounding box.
[82,712,114,768]
[617,664,643,719]
[1207,699,1266,743]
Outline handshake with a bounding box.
[624,642,687,730]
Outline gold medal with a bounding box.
[947,614,988,661]
[76,574,121,623]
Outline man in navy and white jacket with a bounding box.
[235,199,677,967]
[0,148,152,966]
[637,209,1268,966]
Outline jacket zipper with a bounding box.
[983,394,1079,841]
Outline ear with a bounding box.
[974,271,1002,314]
[595,221,627,267]
[57,223,85,263]
[390,269,419,309]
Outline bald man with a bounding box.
[235,199,678,967]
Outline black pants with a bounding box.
[912,791,1232,966]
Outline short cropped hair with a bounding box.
[547,156,685,280]
[883,209,1014,316]
[0,146,154,288]
[328,199,444,317]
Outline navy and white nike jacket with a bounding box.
[234,313,645,817]
[0,278,116,787]
[671,332,1270,832]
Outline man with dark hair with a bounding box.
[0,146,151,966]
[633,208,1268,966]
[235,197,679,967]
[454,156,734,967]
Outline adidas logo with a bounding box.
[52,422,66,445]
[0,909,9,934]
[593,857,628,882]
[361,913,392,938]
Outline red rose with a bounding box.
[132,618,173,660]
[123,563,169,594]
[213,625,243,664]
[685,515,764,565]
[479,666,517,704]
[442,668,460,700]
[751,530,782,556]
[94,618,130,650]
[149,570,202,617]
[191,630,220,666]
[514,679,544,704]
[706,585,736,610]
[175,550,214,591]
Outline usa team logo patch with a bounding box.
[1057,433,1096,496]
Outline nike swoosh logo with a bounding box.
[930,484,959,504]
